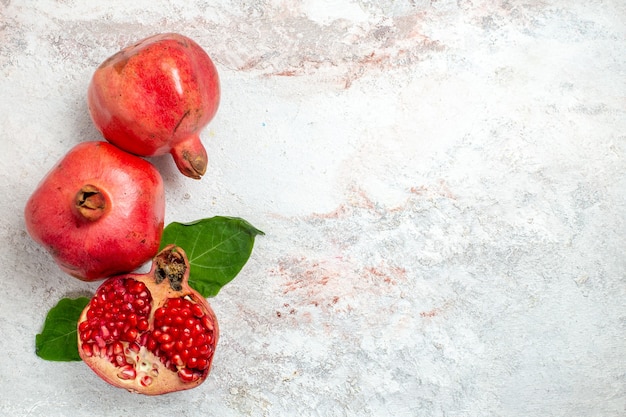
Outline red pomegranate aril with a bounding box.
[158,333,173,344]
[154,308,166,320]
[100,325,111,340]
[178,368,198,382]
[127,313,138,327]
[195,358,209,370]
[124,328,138,342]
[194,333,206,346]
[168,298,182,308]
[191,303,204,318]
[82,343,93,357]
[161,341,176,352]
[184,317,196,329]
[202,316,214,331]
[187,357,199,369]
[183,337,195,349]
[118,365,136,380]
[137,319,149,331]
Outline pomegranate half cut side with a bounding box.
[77,245,219,395]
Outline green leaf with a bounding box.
[36,297,90,361]
[159,216,264,297]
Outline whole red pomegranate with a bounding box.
[87,33,220,179]
[77,245,219,395]
[24,141,165,281]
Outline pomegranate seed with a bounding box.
[189,346,199,357]
[117,365,136,380]
[178,367,199,382]
[183,337,194,349]
[154,307,166,320]
[94,335,106,349]
[158,332,172,344]
[198,344,211,356]
[194,333,206,346]
[187,357,198,368]
[193,323,205,335]
[127,313,138,327]
[160,341,175,352]
[124,328,138,342]
[100,325,110,340]
[171,354,184,367]
[202,316,214,331]
[146,337,157,351]
[168,298,182,308]
[137,319,149,331]
[82,343,93,357]
[140,375,153,387]
[129,280,146,294]
[128,342,140,353]
[195,358,209,370]
[112,341,124,355]
[191,303,204,318]
[168,338,180,350]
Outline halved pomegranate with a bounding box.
[77,245,219,395]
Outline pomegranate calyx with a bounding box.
[170,135,208,180]
[74,184,108,221]
[154,245,187,291]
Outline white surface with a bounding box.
[1,1,625,416]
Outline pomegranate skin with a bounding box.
[78,245,219,395]
[24,141,165,281]
[87,33,220,179]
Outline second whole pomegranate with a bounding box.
[24,141,165,281]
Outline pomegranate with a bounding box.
[77,245,219,395]
[87,33,220,179]
[24,141,165,281]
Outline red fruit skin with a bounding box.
[87,33,220,179]
[24,141,165,281]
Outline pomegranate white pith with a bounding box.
[77,245,219,395]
